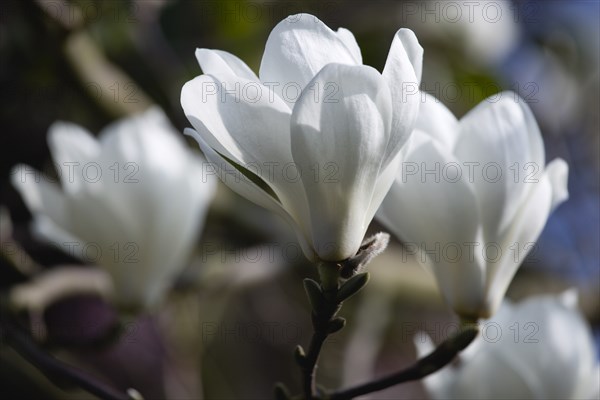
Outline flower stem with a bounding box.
[302,328,329,399]
[299,262,344,400]
[329,325,479,400]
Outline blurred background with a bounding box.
[1,0,598,399]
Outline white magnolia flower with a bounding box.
[420,0,520,66]
[377,92,569,318]
[11,107,216,311]
[416,291,600,400]
[181,13,422,262]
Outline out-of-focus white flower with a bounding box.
[416,291,600,400]
[417,0,520,66]
[11,107,216,311]
[377,92,569,318]
[181,13,422,262]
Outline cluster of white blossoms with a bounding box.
[181,13,569,319]
[12,12,594,399]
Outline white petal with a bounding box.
[47,122,100,193]
[416,92,459,148]
[290,63,392,261]
[12,163,135,279]
[444,295,599,399]
[381,29,422,164]
[558,288,578,310]
[195,48,258,81]
[336,27,362,64]
[453,348,540,399]
[376,132,485,316]
[259,13,359,108]
[11,164,69,231]
[31,216,81,254]
[115,129,215,309]
[413,331,435,357]
[95,108,185,239]
[376,132,481,250]
[181,74,292,168]
[546,158,569,209]
[181,72,314,236]
[47,121,100,164]
[362,150,402,229]
[186,128,316,262]
[453,92,546,244]
[98,107,182,167]
[485,159,568,316]
[393,28,423,82]
[96,117,214,309]
[498,295,597,399]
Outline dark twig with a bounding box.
[2,314,134,400]
[302,326,330,399]
[283,234,389,400]
[329,326,479,400]
[299,262,345,400]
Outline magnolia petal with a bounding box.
[11,162,133,267]
[130,160,214,309]
[181,74,292,170]
[195,48,258,81]
[377,132,481,248]
[381,29,422,165]
[394,28,423,83]
[259,13,359,108]
[336,27,362,64]
[47,122,101,193]
[453,348,540,399]
[95,108,184,239]
[435,295,599,399]
[415,92,459,149]
[558,288,578,310]
[485,159,568,316]
[377,132,485,316]
[186,128,316,262]
[290,63,392,261]
[110,126,216,309]
[492,295,596,399]
[11,164,69,230]
[363,150,402,230]
[182,74,313,238]
[454,92,546,244]
[66,189,134,256]
[547,158,569,209]
[47,122,100,164]
[99,107,183,170]
[575,364,600,399]
[92,113,213,310]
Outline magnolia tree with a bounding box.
[4,12,598,400]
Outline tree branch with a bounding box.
[329,326,479,400]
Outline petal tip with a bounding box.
[558,288,579,310]
[547,158,569,209]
